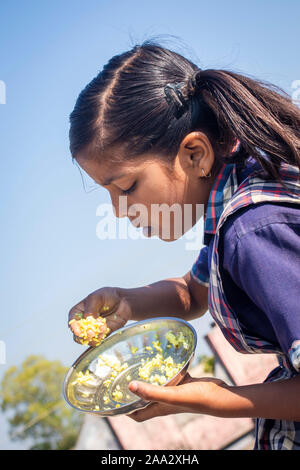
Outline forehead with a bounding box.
[75,147,160,185]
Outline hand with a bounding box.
[127,374,229,422]
[68,287,132,346]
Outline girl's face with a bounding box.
[76,132,221,241]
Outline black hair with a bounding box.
[69,39,300,183]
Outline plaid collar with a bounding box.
[203,157,261,246]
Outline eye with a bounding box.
[121,181,137,195]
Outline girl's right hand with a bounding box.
[68,287,133,347]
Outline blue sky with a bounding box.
[0,0,299,449]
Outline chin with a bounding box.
[148,225,185,242]
[158,233,182,242]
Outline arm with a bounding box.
[127,373,300,422]
[69,271,208,345]
[117,270,208,322]
[69,242,210,345]
[209,375,300,420]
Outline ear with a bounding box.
[177,131,215,179]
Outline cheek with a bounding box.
[143,179,179,205]
[165,180,187,206]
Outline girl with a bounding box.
[67,41,300,450]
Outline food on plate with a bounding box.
[138,353,184,384]
[165,331,189,350]
[70,329,190,411]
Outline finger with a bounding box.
[71,321,83,337]
[72,331,98,347]
[105,299,131,332]
[73,332,83,345]
[83,293,105,319]
[69,308,85,339]
[128,380,197,407]
[69,300,106,346]
[128,400,189,422]
[68,302,85,324]
[178,372,193,385]
[127,402,160,422]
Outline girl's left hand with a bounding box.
[127,373,229,422]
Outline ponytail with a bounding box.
[182,68,300,183]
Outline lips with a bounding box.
[129,220,155,237]
[142,226,153,237]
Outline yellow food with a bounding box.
[95,354,128,389]
[149,373,167,385]
[165,331,189,350]
[69,315,110,346]
[138,353,184,382]
[71,370,94,385]
[112,389,123,401]
[103,379,111,388]
[103,395,110,404]
[152,340,163,353]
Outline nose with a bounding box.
[129,219,140,228]
[111,194,129,219]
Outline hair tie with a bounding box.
[187,69,202,96]
[164,68,203,119]
[164,82,188,119]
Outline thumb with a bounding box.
[128,380,188,406]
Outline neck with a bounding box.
[203,159,224,215]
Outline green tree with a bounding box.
[196,354,215,373]
[0,355,83,449]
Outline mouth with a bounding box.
[142,226,153,237]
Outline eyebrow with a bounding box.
[101,172,131,186]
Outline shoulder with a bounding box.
[221,201,300,244]
[220,201,300,273]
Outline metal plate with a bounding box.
[63,317,197,417]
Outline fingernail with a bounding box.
[129,381,138,392]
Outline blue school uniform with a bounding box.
[191,156,300,450]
